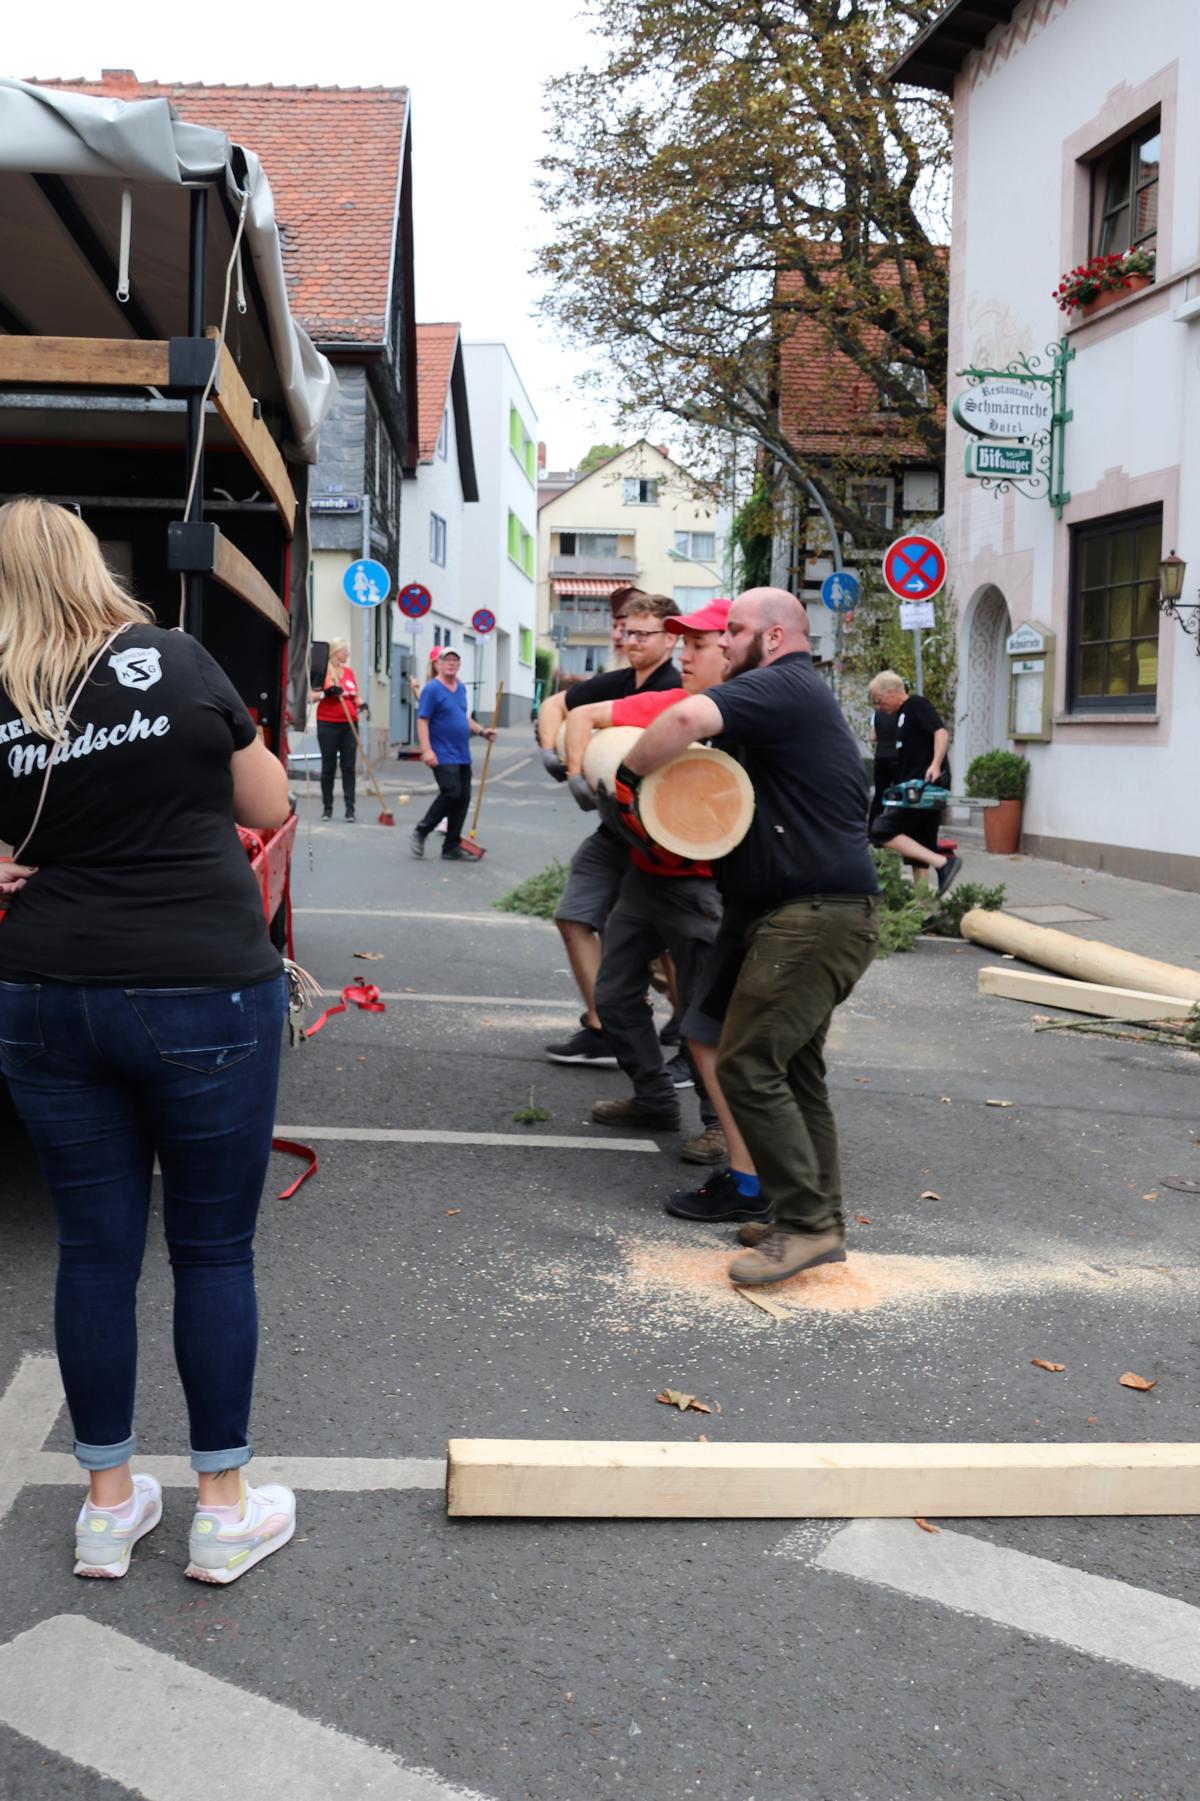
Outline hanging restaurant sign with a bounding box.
[965,442,1036,479]
[952,380,1054,439]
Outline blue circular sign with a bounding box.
[882,535,946,603]
[471,608,496,635]
[343,558,391,608]
[397,582,432,620]
[821,570,860,614]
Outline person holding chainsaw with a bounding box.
[867,672,960,896]
[312,636,363,823]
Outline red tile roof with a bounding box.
[28,75,409,345]
[776,263,943,462]
[415,324,460,461]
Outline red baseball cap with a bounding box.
[664,598,731,635]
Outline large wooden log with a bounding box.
[579,726,754,861]
[446,1439,1200,1519]
[961,909,1200,1004]
[978,966,1193,1020]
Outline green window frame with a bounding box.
[1069,508,1161,711]
[521,528,534,578]
[507,511,521,561]
[519,626,533,665]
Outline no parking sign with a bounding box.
[882,535,946,603]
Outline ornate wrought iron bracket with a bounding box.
[956,338,1074,517]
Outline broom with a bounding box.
[338,696,395,826]
[459,682,503,860]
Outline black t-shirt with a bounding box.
[709,652,878,907]
[0,625,283,987]
[872,706,899,763]
[894,693,948,785]
[563,658,682,709]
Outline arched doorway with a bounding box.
[962,585,1012,770]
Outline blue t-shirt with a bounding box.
[418,678,471,764]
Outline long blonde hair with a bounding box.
[0,499,153,742]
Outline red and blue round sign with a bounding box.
[882,535,947,603]
[471,608,497,635]
[397,582,432,620]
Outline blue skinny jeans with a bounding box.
[0,973,286,1472]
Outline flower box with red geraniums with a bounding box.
[1053,249,1156,316]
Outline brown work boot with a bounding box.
[680,1125,727,1165]
[728,1228,846,1287]
[592,1096,682,1130]
[735,1219,774,1247]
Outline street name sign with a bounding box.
[821,570,860,613]
[343,558,390,608]
[310,492,361,514]
[882,534,946,603]
[953,380,1054,440]
[965,442,1036,479]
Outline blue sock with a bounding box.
[730,1170,760,1199]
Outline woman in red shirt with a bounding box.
[312,637,361,821]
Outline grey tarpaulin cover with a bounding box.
[0,77,337,462]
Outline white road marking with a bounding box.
[490,754,535,782]
[0,1355,67,1524]
[274,1125,660,1153]
[316,990,577,1009]
[0,1616,492,1801]
[29,1451,445,1491]
[295,908,552,926]
[808,1519,1200,1690]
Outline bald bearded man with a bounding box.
[614,588,880,1286]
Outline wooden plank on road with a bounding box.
[978,965,1192,1020]
[446,1439,1200,1519]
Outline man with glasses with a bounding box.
[537,595,681,1066]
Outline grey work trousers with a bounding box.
[594,867,722,1116]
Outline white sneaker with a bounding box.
[185,1476,296,1585]
[74,1473,163,1579]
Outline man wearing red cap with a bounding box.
[561,601,764,1224]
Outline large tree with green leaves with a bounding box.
[537,0,950,546]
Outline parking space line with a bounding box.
[274,1125,659,1153]
[0,1356,67,1525]
[807,1519,1200,1690]
[0,1616,492,1801]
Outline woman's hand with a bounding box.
[0,861,36,895]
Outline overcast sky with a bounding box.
[6,0,624,468]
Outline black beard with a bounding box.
[727,630,765,673]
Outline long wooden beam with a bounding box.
[208,330,297,536]
[978,965,1193,1021]
[212,532,289,637]
[0,335,170,388]
[446,1439,1200,1519]
[961,909,1200,1004]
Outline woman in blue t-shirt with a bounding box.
[0,499,297,1586]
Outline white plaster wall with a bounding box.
[947,0,1200,867]
[462,343,539,715]
[396,397,469,680]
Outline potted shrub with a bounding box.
[965,750,1030,855]
[1053,248,1155,319]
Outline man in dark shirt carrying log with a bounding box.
[612,588,881,1286]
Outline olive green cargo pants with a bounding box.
[715,897,880,1235]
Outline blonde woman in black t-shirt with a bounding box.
[0,498,297,1585]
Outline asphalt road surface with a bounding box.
[2,740,1198,1800]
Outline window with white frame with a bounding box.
[845,478,894,541]
[437,409,449,460]
[1091,116,1160,259]
[673,531,717,561]
[902,470,939,514]
[430,513,447,567]
[672,585,720,608]
[623,477,659,506]
[557,531,619,558]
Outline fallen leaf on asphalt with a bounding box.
[854,1214,872,1225]
[1142,1192,1159,1201]
[1033,1014,1052,1023]
[914,1518,940,1534]
[655,1390,712,1414]
[696,1434,709,1443]
[1031,1359,1066,1372]
[940,1096,952,1104]
[445,1209,460,1216]
[854,1077,871,1084]
[735,1286,789,1320]
[354,951,384,961]
[1118,1372,1159,1391]
[1086,1414,1098,1424]
[919,1190,942,1201]
[985,1099,1014,1108]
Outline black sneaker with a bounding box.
[665,1052,694,1089]
[441,846,466,861]
[345,809,356,822]
[321,808,332,821]
[545,1020,619,1067]
[936,853,962,898]
[410,828,426,858]
[665,1168,772,1224]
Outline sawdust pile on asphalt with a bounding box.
[617,1236,1196,1330]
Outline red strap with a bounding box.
[272,1137,318,1199]
[305,981,386,1038]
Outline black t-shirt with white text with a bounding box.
[0,625,282,987]
[893,693,949,785]
[563,659,682,709]
[709,652,878,908]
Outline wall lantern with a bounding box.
[1156,550,1200,650]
